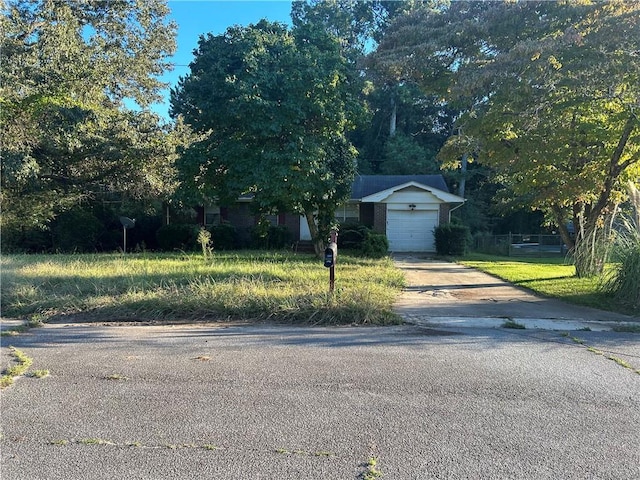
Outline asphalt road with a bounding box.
[2,323,639,479]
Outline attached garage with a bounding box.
[355,176,466,253]
[387,208,439,252]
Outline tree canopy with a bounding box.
[5,0,638,266]
[170,19,366,255]
[374,0,640,276]
[1,0,180,238]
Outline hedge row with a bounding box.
[434,223,471,256]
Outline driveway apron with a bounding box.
[393,256,639,330]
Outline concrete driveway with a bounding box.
[393,256,639,331]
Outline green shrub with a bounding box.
[155,224,199,251]
[338,223,370,251]
[249,218,270,249]
[127,214,163,251]
[93,203,164,252]
[602,221,640,310]
[361,232,389,258]
[435,223,471,256]
[0,225,52,253]
[209,222,238,250]
[51,208,104,253]
[269,225,292,249]
[250,224,292,249]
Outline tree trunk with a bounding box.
[553,207,575,252]
[305,211,325,258]
[389,95,397,137]
[458,153,468,198]
[560,115,635,278]
[629,182,640,230]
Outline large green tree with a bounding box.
[170,20,366,255]
[353,79,455,175]
[290,1,452,177]
[374,1,640,276]
[291,0,386,57]
[1,0,178,239]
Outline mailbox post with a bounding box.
[324,230,338,293]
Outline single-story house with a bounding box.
[195,175,465,252]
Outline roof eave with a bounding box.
[358,181,465,204]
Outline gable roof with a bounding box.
[351,175,449,198]
[351,175,463,203]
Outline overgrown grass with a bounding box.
[601,217,640,310]
[459,253,638,317]
[0,251,405,325]
[1,347,33,388]
[363,456,383,479]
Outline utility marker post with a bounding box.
[119,216,136,254]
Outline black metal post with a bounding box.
[329,264,335,293]
[329,230,337,293]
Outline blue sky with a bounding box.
[154,0,294,119]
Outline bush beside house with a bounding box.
[156,224,200,251]
[338,223,370,250]
[361,231,389,258]
[250,224,292,250]
[337,223,389,258]
[435,223,471,256]
[208,222,238,250]
[0,204,164,253]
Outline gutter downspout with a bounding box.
[448,201,466,222]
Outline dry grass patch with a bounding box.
[1,251,405,324]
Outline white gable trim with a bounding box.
[359,181,465,204]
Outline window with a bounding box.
[336,203,359,223]
[204,206,221,226]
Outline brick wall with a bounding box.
[439,204,450,225]
[372,204,386,234]
[359,203,375,228]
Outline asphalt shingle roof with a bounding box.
[350,175,450,200]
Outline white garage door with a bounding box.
[387,209,438,252]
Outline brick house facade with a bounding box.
[194,175,464,252]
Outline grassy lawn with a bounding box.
[0,251,405,325]
[459,253,637,317]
